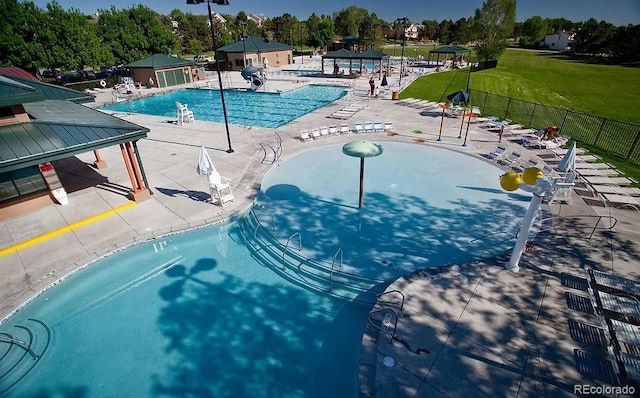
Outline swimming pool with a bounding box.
[99,85,348,129]
[0,220,367,397]
[0,143,539,397]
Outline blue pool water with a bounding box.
[99,85,348,128]
[0,143,538,397]
[0,220,367,397]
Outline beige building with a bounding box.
[216,36,293,71]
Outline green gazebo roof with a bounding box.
[430,45,471,54]
[0,75,44,107]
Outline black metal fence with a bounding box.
[468,89,640,165]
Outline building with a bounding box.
[216,36,293,71]
[247,13,267,26]
[0,69,151,219]
[540,31,576,51]
[124,54,199,89]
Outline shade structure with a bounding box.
[557,141,576,172]
[342,141,383,208]
[446,90,469,104]
[196,145,216,176]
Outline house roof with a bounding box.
[0,72,95,104]
[0,67,39,82]
[124,54,195,69]
[0,75,45,107]
[217,36,292,53]
[430,45,471,54]
[0,100,149,173]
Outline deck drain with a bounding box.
[383,356,395,367]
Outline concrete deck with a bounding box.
[1,57,639,396]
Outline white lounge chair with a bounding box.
[601,193,640,210]
[340,124,350,134]
[364,122,375,133]
[498,150,522,167]
[299,129,311,142]
[319,126,330,138]
[590,185,640,197]
[329,125,339,135]
[354,122,365,134]
[485,144,507,160]
[373,121,384,132]
[383,122,393,132]
[310,128,321,139]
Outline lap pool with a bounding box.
[99,85,348,128]
[0,143,537,397]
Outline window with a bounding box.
[0,166,48,202]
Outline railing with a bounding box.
[330,248,343,292]
[253,212,275,239]
[0,334,38,360]
[538,214,618,240]
[376,290,405,312]
[367,308,399,343]
[260,131,283,166]
[282,232,302,270]
[467,89,640,165]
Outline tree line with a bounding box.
[0,0,636,78]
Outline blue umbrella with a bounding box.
[446,90,469,104]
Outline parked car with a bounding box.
[95,68,114,79]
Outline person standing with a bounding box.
[374,86,380,99]
[369,76,375,97]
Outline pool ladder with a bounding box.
[0,334,38,360]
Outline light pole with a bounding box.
[240,21,247,68]
[371,23,379,50]
[299,26,304,64]
[396,17,409,88]
[186,0,234,153]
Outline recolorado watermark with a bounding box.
[574,384,635,396]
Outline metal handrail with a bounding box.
[282,232,302,270]
[539,214,618,240]
[0,334,38,360]
[368,307,399,343]
[377,290,405,312]
[330,248,343,292]
[253,211,275,239]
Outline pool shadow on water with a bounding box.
[153,250,360,397]
[254,186,531,281]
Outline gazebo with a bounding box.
[428,45,471,68]
[321,49,390,79]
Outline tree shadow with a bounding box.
[155,187,210,202]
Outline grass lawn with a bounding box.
[399,47,640,182]
[401,48,640,124]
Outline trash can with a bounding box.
[391,90,399,100]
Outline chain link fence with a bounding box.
[468,89,640,165]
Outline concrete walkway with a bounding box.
[1,61,639,397]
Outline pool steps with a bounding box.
[238,209,388,304]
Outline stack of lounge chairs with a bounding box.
[327,102,367,120]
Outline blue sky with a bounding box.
[31,0,640,26]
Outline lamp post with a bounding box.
[240,21,247,68]
[299,26,304,64]
[186,0,234,153]
[396,17,409,88]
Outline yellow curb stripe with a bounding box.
[0,202,137,257]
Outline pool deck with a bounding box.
[1,57,639,396]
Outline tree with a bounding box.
[333,6,368,37]
[421,19,439,40]
[472,0,516,61]
[519,16,548,47]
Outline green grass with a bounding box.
[401,48,640,124]
[399,47,640,179]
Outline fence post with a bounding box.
[528,103,536,127]
[504,97,511,120]
[592,118,606,146]
[560,110,569,132]
[627,127,640,160]
[482,91,488,112]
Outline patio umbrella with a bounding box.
[446,89,469,105]
[196,145,216,176]
[557,141,577,172]
[342,141,383,209]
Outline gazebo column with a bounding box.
[93,150,107,169]
[120,142,151,202]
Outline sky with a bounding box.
[31,0,640,26]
